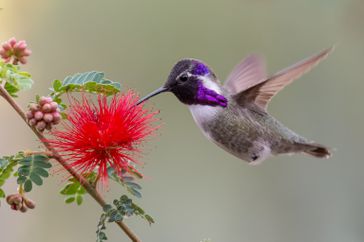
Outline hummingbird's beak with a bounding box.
[136,86,169,105]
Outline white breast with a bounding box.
[189,104,221,125]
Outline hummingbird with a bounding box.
[137,48,333,164]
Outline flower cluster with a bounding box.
[26,96,61,132]
[0,37,31,65]
[47,91,158,185]
[6,194,35,213]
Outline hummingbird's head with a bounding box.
[137,59,228,107]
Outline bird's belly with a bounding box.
[189,105,271,164]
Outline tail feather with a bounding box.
[295,142,331,159]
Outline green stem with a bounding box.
[0,85,141,242]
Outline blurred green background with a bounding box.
[1,0,363,242]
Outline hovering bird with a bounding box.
[137,48,332,164]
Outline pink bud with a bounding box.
[28,118,37,126]
[29,103,39,112]
[25,111,33,119]
[42,103,52,113]
[9,37,17,46]
[39,96,52,105]
[24,198,36,209]
[23,49,32,56]
[2,43,11,51]
[34,111,43,120]
[52,112,61,122]
[36,121,46,131]
[19,57,27,64]
[50,102,59,111]
[0,37,31,65]
[43,113,53,123]
[14,41,26,50]
[20,206,28,213]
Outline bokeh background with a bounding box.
[1,1,363,242]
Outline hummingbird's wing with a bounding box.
[234,47,333,111]
[223,55,267,95]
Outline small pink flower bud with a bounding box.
[2,43,11,51]
[42,103,52,113]
[29,103,39,112]
[6,194,23,208]
[52,112,61,124]
[43,113,53,123]
[24,198,36,209]
[28,118,37,126]
[9,37,17,46]
[39,96,52,105]
[25,111,33,119]
[36,121,46,131]
[0,37,31,65]
[50,102,59,111]
[20,206,28,213]
[34,111,43,120]
[11,204,22,211]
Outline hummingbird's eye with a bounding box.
[178,73,189,82]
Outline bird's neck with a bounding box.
[193,76,228,107]
[189,77,228,126]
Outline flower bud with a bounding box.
[52,112,61,122]
[29,103,39,112]
[36,121,46,131]
[39,96,52,105]
[27,96,61,131]
[11,204,22,211]
[23,198,36,209]
[20,206,28,213]
[50,102,59,111]
[6,194,23,211]
[0,37,31,65]
[42,103,52,113]
[34,111,43,120]
[25,111,33,119]
[43,113,53,123]
[28,118,37,126]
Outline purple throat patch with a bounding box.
[195,81,228,107]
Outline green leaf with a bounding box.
[30,172,43,186]
[144,214,155,225]
[24,179,32,192]
[60,71,121,95]
[60,183,79,195]
[0,153,21,198]
[60,172,96,205]
[65,197,75,204]
[17,77,33,90]
[0,189,5,198]
[52,79,62,91]
[76,194,83,205]
[0,62,33,97]
[95,194,154,241]
[17,176,27,184]
[33,167,49,178]
[17,154,51,192]
[108,167,144,198]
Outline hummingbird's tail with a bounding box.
[295,142,331,159]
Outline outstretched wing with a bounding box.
[235,47,334,111]
[224,55,267,95]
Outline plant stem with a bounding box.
[0,85,141,242]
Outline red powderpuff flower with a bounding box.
[46,91,158,185]
[0,37,32,65]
